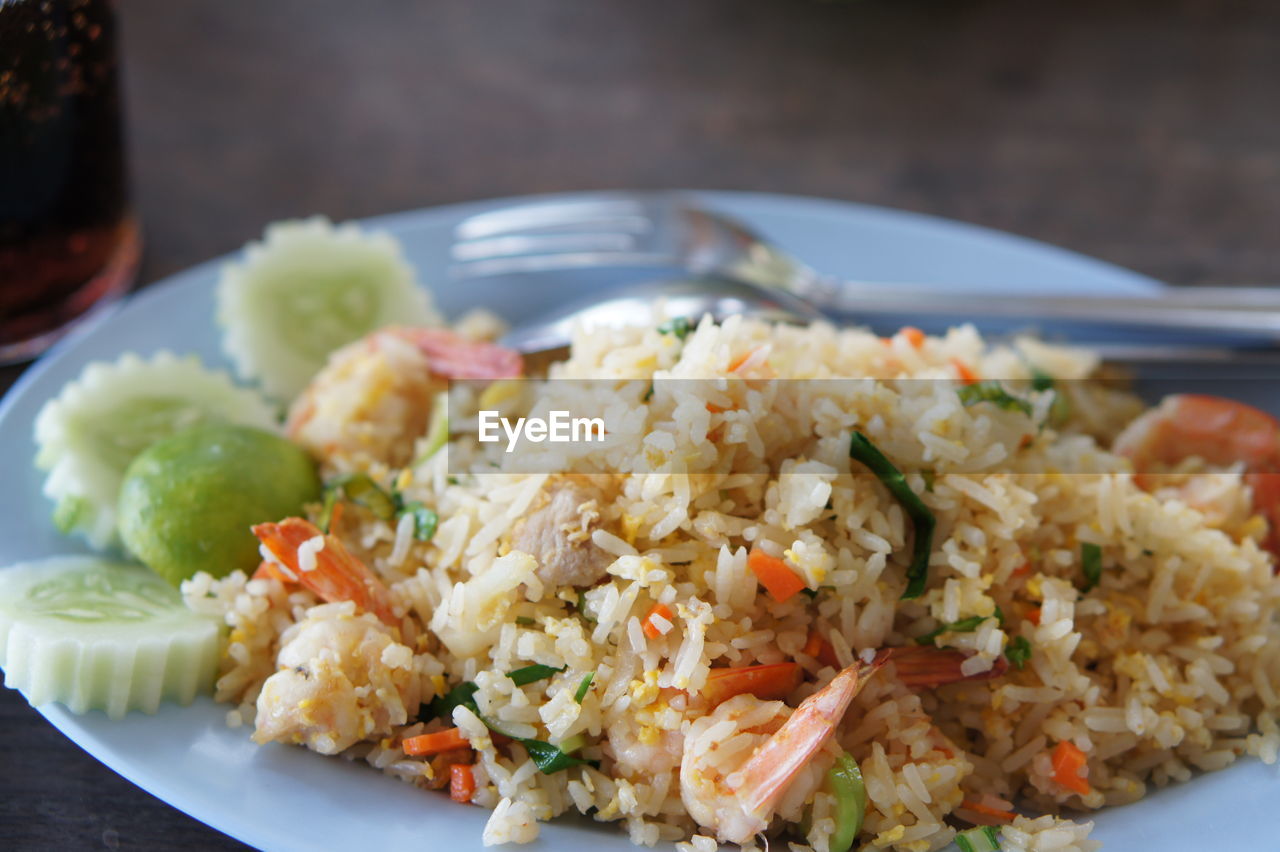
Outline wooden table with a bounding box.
[3,0,1278,847]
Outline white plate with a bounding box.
[0,191,1272,850]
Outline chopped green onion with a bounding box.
[921,469,936,492]
[825,751,867,852]
[955,824,1002,852]
[849,432,935,599]
[957,381,1033,417]
[318,472,397,531]
[414,391,450,465]
[430,679,596,773]
[657,317,692,340]
[429,681,479,719]
[518,737,597,774]
[915,613,997,646]
[557,732,588,754]
[506,664,565,687]
[1029,368,1071,425]
[574,672,595,704]
[1081,542,1103,592]
[399,500,439,542]
[515,616,536,627]
[1006,635,1032,669]
[643,383,654,403]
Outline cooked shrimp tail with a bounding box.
[252,517,398,626]
[883,645,1009,689]
[681,657,884,843]
[732,657,883,819]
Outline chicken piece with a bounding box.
[510,480,612,588]
[254,602,419,754]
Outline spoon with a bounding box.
[500,277,1280,372]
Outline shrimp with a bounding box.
[253,601,419,754]
[1113,394,1280,554]
[286,326,522,467]
[676,647,1008,843]
[680,658,882,844]
[253,517,398,627]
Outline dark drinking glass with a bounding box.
[0,0,139,362]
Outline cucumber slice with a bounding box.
[217,217,440,401]
[33,351,279,550]
[0,557,220,719]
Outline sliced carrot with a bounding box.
[1012,562,1032,578]
[748,547,806,603]
[901,326,926,349]
[802,629,841,668]
[1026,605,1042,626]
[403,727,470,757]
[702,662,802,707]
[642,603,675,640]
[706,402,728,414]
[1050,741,1091,795]
[450,764,476,803]
[951,357,980,385]
[959,797,1017,825]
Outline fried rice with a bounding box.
[183,316,1280,851]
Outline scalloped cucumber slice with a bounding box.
[0,557,220,719]
[217,217,440,401]
[34,351,279,550]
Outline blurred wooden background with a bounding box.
[2,0,1278,847]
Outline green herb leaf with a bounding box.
[430,681,479,719]
[1030,368,1054,392]
[574,672,595,704]
[849,432,936,599]
[519,738,597,775]
[657,317,692,340]
[1081,542,1103,592]
[1006,635,1032,669]
[915,614,991,646]
[507,664,565,687]
[957,381,1033,417]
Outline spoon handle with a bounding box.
[800,279,1280,343]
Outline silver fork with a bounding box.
[452,192,1280,344]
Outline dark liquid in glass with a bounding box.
[0,0,139,361]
